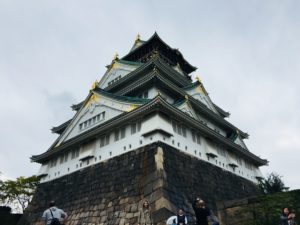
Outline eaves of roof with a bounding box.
[32,96,267,166]
[104,56,191,93]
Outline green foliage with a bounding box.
[234,190,300,225]
[257,172,289,194]
[0,176,40,212]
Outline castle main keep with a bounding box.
[20,33,267,225]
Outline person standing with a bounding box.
[42,201,67,225]
[192,198,219,225]
[280,207,297,225]
[138,200,153,225]
[173,209,188,225]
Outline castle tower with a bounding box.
[20,33,267,225]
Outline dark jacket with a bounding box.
[192,201,211,225]
[280,214,297,225]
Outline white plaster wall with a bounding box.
[38,115,263,184]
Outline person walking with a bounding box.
[138,200,153,225]
[41,201,67,225]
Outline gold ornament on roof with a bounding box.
[91,80,98,90]
[196,75,202,83]
[185,95,189,100]
[135,33,141,42]
[113,52,119,60]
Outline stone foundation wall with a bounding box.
[19,142,260,225]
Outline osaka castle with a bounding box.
[22,33,267,225]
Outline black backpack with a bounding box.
[50,209,61,225]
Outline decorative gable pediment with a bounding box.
[176,101,198,120]
[55,91,143,146]
[98,60,142,89]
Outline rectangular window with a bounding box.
[172,121,177,132]
[100,136,106,147]
[79,124,83,130]
[196,134,201,144]
[71,149,79,159]
[101,112,105,120]
[105,134,110,145]
[192,131,196,142]
[131,123,136,134]
[236,156,243,165]
[64,153,68,162]
[182,126,186,137]
[121,127,126,139]
[60,156,64,164]
[177,124,182,135]
[50,159,57,168]
[137,121,141,131]
[114,130,119,141]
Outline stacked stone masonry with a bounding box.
[19,142,260,225]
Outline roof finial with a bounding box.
[113,52,119,61]
[185,95,189,100]
[196,75,202,83]
[135,33,141,42]
[91,80,98,90]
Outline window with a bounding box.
[100,136,105,147]
[216,146,226,157]
[114,130,119,141]
[182,126,186,137]
[60,156,64,164]
[79,112,106,131]
[131,121,142,134]
[64,153,68,162]
[121,127,126,139]
[172,121,177,132]
[131,123,136,134]
[172,121,187,138]
[50,159,57,168]
[196,134,201,144]
[100,134,110,147]
[236,156,243,166]
[192,131,196,142]
[245,161,253,170]
[71,149,79,159]
[192,130,201,145]
[139,91,148,99]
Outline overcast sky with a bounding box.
[0,1,299,190]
